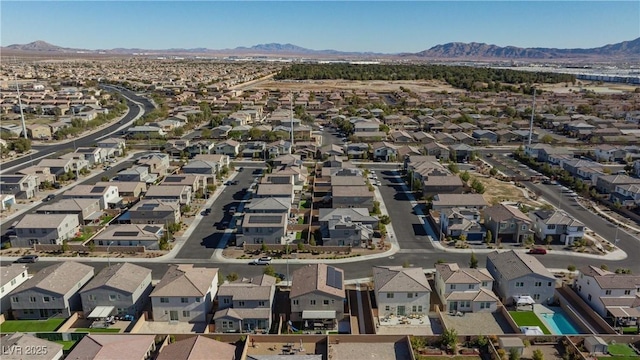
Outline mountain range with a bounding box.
[4,38,640,60]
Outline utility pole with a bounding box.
[528,88,536,146]
[16,75,28,139]
[290,93,294,149]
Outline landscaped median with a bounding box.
[0,318,66,333]
[508,311,551,334]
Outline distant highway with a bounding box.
[0,86,154,174]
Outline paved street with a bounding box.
[174,168,261,259]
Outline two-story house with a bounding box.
[128,200,181,225]
[373,266,432,318]
[215,139,240,157]
[97,137,126,157]
[530,210,585,246]
[11,214,80,248]
[331,186,374,212]
[238,214,287,245]
[434,263,499,313]
[574,265,640,319]
[484,204,533,244]
[213,275,277,333]
[0,174,39,199]
[80,263,152,318]
[93,224,164,250]
[157,336,237,360]
[244,197,292,214]
[67,334,157,360]
[290,264,345,330]
[144,185,192,206]
[9,262,94,319]
[439,207,485,240]
[36,198,102,225]
[62,184,121,209]
[150,265,218,323]
[0,264,29,316]
[486,250,557,305]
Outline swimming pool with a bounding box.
[540,311,581,334]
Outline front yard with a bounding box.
[0,318,66,333]
[508,311,551,334]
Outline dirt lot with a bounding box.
[248,79,463,93]
[474,176,540,208]
[537,81,637,94]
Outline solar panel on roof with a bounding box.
[139,203,159,210]
[248,216,282,224]
[326,266,342,289]
[91,186,106,193]
[113,231,139,237]
[163,178,181,182]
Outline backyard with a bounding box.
[0,318,66,333]
[74,328,121,333]
[603,343,640,359]
[508,311,551,334]
[54,340,77,351]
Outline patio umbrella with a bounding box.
[304,320,309,329]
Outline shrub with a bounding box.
[567,264,576,272]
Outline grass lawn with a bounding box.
[297,217,305,224]
[74,328,121,333]
[509,311,551,334]
[295,232,302,240]
[621,326,639,334]
[100,215,114,225]
[299,199,309,209]
[608,343,638,357]
[0,318,66,333]
[54,340,77,351]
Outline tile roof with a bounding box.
[579,265,640,290]
[80,263,151,294]
[373,266,431,293]
[151,265,217,297]
[66,334,155,360]
[13,262,94,296]
[487,250,555,281]
[435,263,493,284]
[2,333,63,360]
[217,275,276,301]
[484,203,531,223]
[15,213,77,229]
[0,264,27,288]
[290,264,345,299]
[156,336,237,360]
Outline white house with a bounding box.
[530,210,585,246]
[0,264,30,315]
[373,266,432,318]
[574,265,640,319]
[150,265,218,323]
[62,184,121,210]
[434,263,499,313]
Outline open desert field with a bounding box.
[247,79,464,93]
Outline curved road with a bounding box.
[1,86,154,174]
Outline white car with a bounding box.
[250,257,272,265]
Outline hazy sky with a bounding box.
[2,1,639,53]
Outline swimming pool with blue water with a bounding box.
[540,311,582,334]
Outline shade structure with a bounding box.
[87,306,115,318]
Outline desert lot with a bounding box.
[247,79,465,93]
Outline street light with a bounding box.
[107,241,114,267]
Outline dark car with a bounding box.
[217,221,229,230]
[201,208,211,216]
[43,194,56,202]
[15,255,39,263]
[528,247,547,255]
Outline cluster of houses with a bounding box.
[0,85,114,140]
[524,143,640,209]
[5,145,230,250]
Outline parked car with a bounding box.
[216,221,229,230]
[528,247,547,255]
[250,257,272,265]
[15,255,39,263]
[229,206,236,215]
[43,194,56,202]
[201,208,211,216]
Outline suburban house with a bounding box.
[36,198,102,225]
[37,158,74,177]
[0,174,39,199]
[93,224,164,249]
[611,184,640,207]
[431,194,489,210]
[96,181,146,204]
[136,153,171,177]
[213,274,277,333]
[0,264,29,316]
[373,266,432,318]
[290,264,346,330]
[62,184,121,209]
[530,210,585,245]
[144,185,192,206]
[318,207,379,246]
[128,199,181,225]
[118,166,158,184]
[439,207,485,240]
[150,265,218,323]
[11,214,80,248]
[97,137,127,157]
[75,147,106,166]
[157,336,237,360]
[244,197,292,214]
[486,250,557,305]
[1,333,63,360]
[238,213,287,245]
[161,174,204,193]
[434,263,499,313]
[574,265,640,319]
[66,334,157,360]
[254,183,295,200]
[423,175,465,197]
[9,262,95,319]
[215,139,240,157]
[331,186,374,211]
[483,204,533,244]
[80,263,153,318]
[181,160,218,180]
[15,166,57,186]
[594,145,626,163]
[595,175,640,194]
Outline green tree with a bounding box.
[263,264,276,277]
[469,252,478,269]
[540,134,554,144]
[567,264,576,272]
[226,272,239,282]
[297,241,304,251]
[545,235,553,246]
[532,349,544,360]
[600,264,609,271]
[379,215,391,225]
[460,171,470,182]
[61,240,70,253]
[509,348,521,360]
[485,230,493,245]
[440,328,458,352]
[261,243,268,253]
